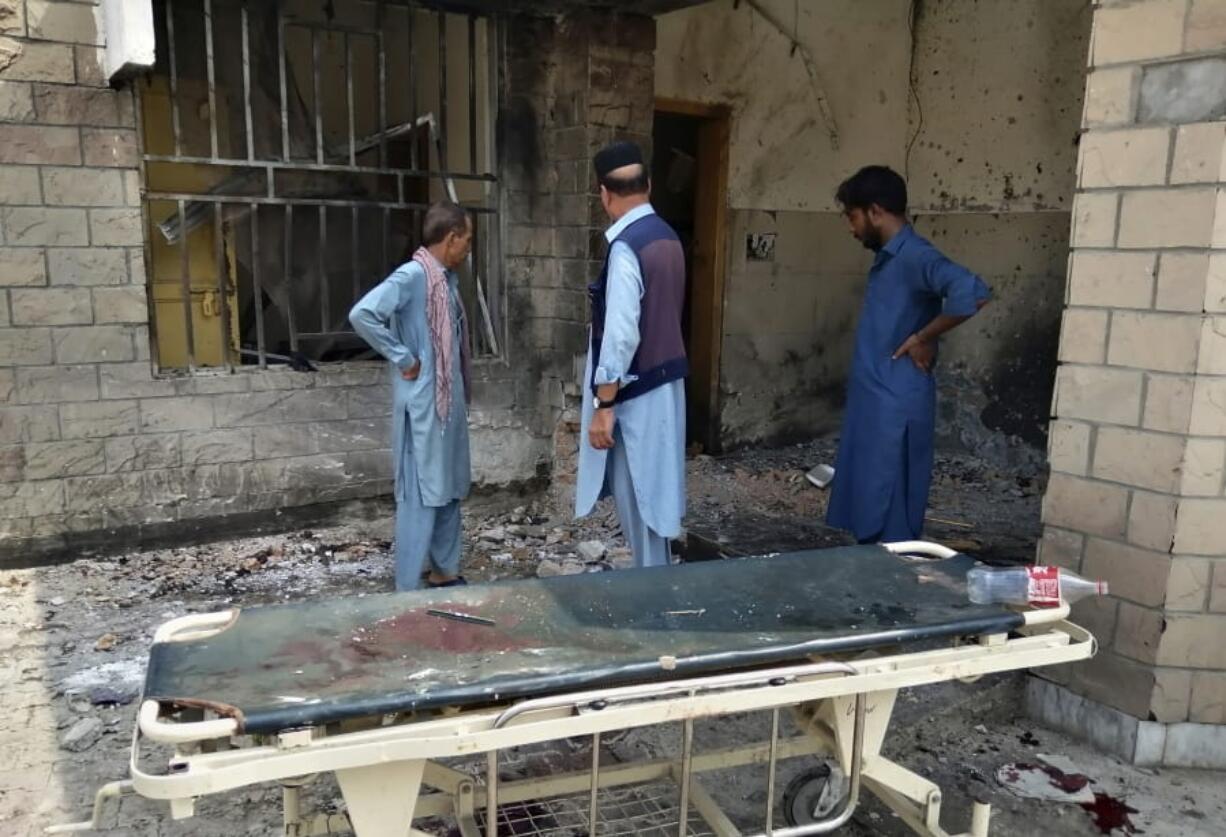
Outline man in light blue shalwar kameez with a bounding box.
[826,166,990,544]
[349,202,473,591]
[576,141,688,569]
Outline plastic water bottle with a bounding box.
[966,566,1108,607]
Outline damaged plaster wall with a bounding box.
[908,0,1090,468]
[657,0,911,445]
[0,0,558,567]
[656,0,1091,467]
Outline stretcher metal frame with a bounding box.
[52,542,1096,837]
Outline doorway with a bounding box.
[652,100,730,454]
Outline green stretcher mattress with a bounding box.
[143,545,1022,734]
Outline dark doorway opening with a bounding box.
[652,101,730,453]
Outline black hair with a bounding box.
[835,165,908,216]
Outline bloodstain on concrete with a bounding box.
[1081,792,1141,835]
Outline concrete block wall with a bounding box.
[0,0,588,565]
[1037,0,1226,755]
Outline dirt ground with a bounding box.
[2,441,1223,836]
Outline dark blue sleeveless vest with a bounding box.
[588,212,688,402]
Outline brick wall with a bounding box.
[1039,0,1226,727]
[498,11,656,507]
[2,1,653,565]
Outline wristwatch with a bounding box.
[593,395,617,410]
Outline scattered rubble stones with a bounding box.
[0,438,1152,837]
[61,718,103,752]
[577,541,607,562]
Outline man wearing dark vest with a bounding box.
[575,141,688,568]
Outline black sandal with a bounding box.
[427,576,468,588]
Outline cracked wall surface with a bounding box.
[656,0,1090,466]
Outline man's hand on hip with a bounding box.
[589,408,616,450]
[401,360,422,381]
[892,334,935,374]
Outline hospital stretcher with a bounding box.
[53,541,1095,837]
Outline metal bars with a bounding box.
[141,153,495,182]
[283,204,298,353]
[212,202,233,372]
[240,2,254,161]
[177,199,196,369]
[318,205,329,333]
[250,205,266,367]
[346,33,356,166]
[312,29,324,165]
[377,1,388,169]
[203,0,218,159]
[468,14,477,174]
[142,0,501,371]
[437,10,449,172]
[165,0,183,156]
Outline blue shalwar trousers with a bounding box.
[605,424,671,568]
[393,414,462,591]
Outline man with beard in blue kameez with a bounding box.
[826,166,990,544]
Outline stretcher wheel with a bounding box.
[782,763,848,828]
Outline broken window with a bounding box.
[139,0,502,371]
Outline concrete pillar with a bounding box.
[1031,0,1226,768]
[498,11,657,504]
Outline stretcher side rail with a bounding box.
[52,540,1099,837]
[123,619,1092,802]
[132,597,1075,751]
[490,662,860,730]
[53,637,1094,836]
[109,620,1088,837]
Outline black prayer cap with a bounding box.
[594,141,644,179]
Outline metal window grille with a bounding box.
[138,0,503,372]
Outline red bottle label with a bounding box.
[1026,566,1062,607]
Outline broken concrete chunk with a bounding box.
[61,718,103,753]
[536,558,586,578]
[94,633,119,651]
[577,541,607,562]
[607,547,634,569]
[480,527,507,543]
[536,558,566,578]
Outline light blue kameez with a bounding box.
[575,204,686,568]
[349,260,471,590]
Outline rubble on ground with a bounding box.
[1,437,1123,837]
[60,718,103,753]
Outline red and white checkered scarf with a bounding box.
[413,247,471,424]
